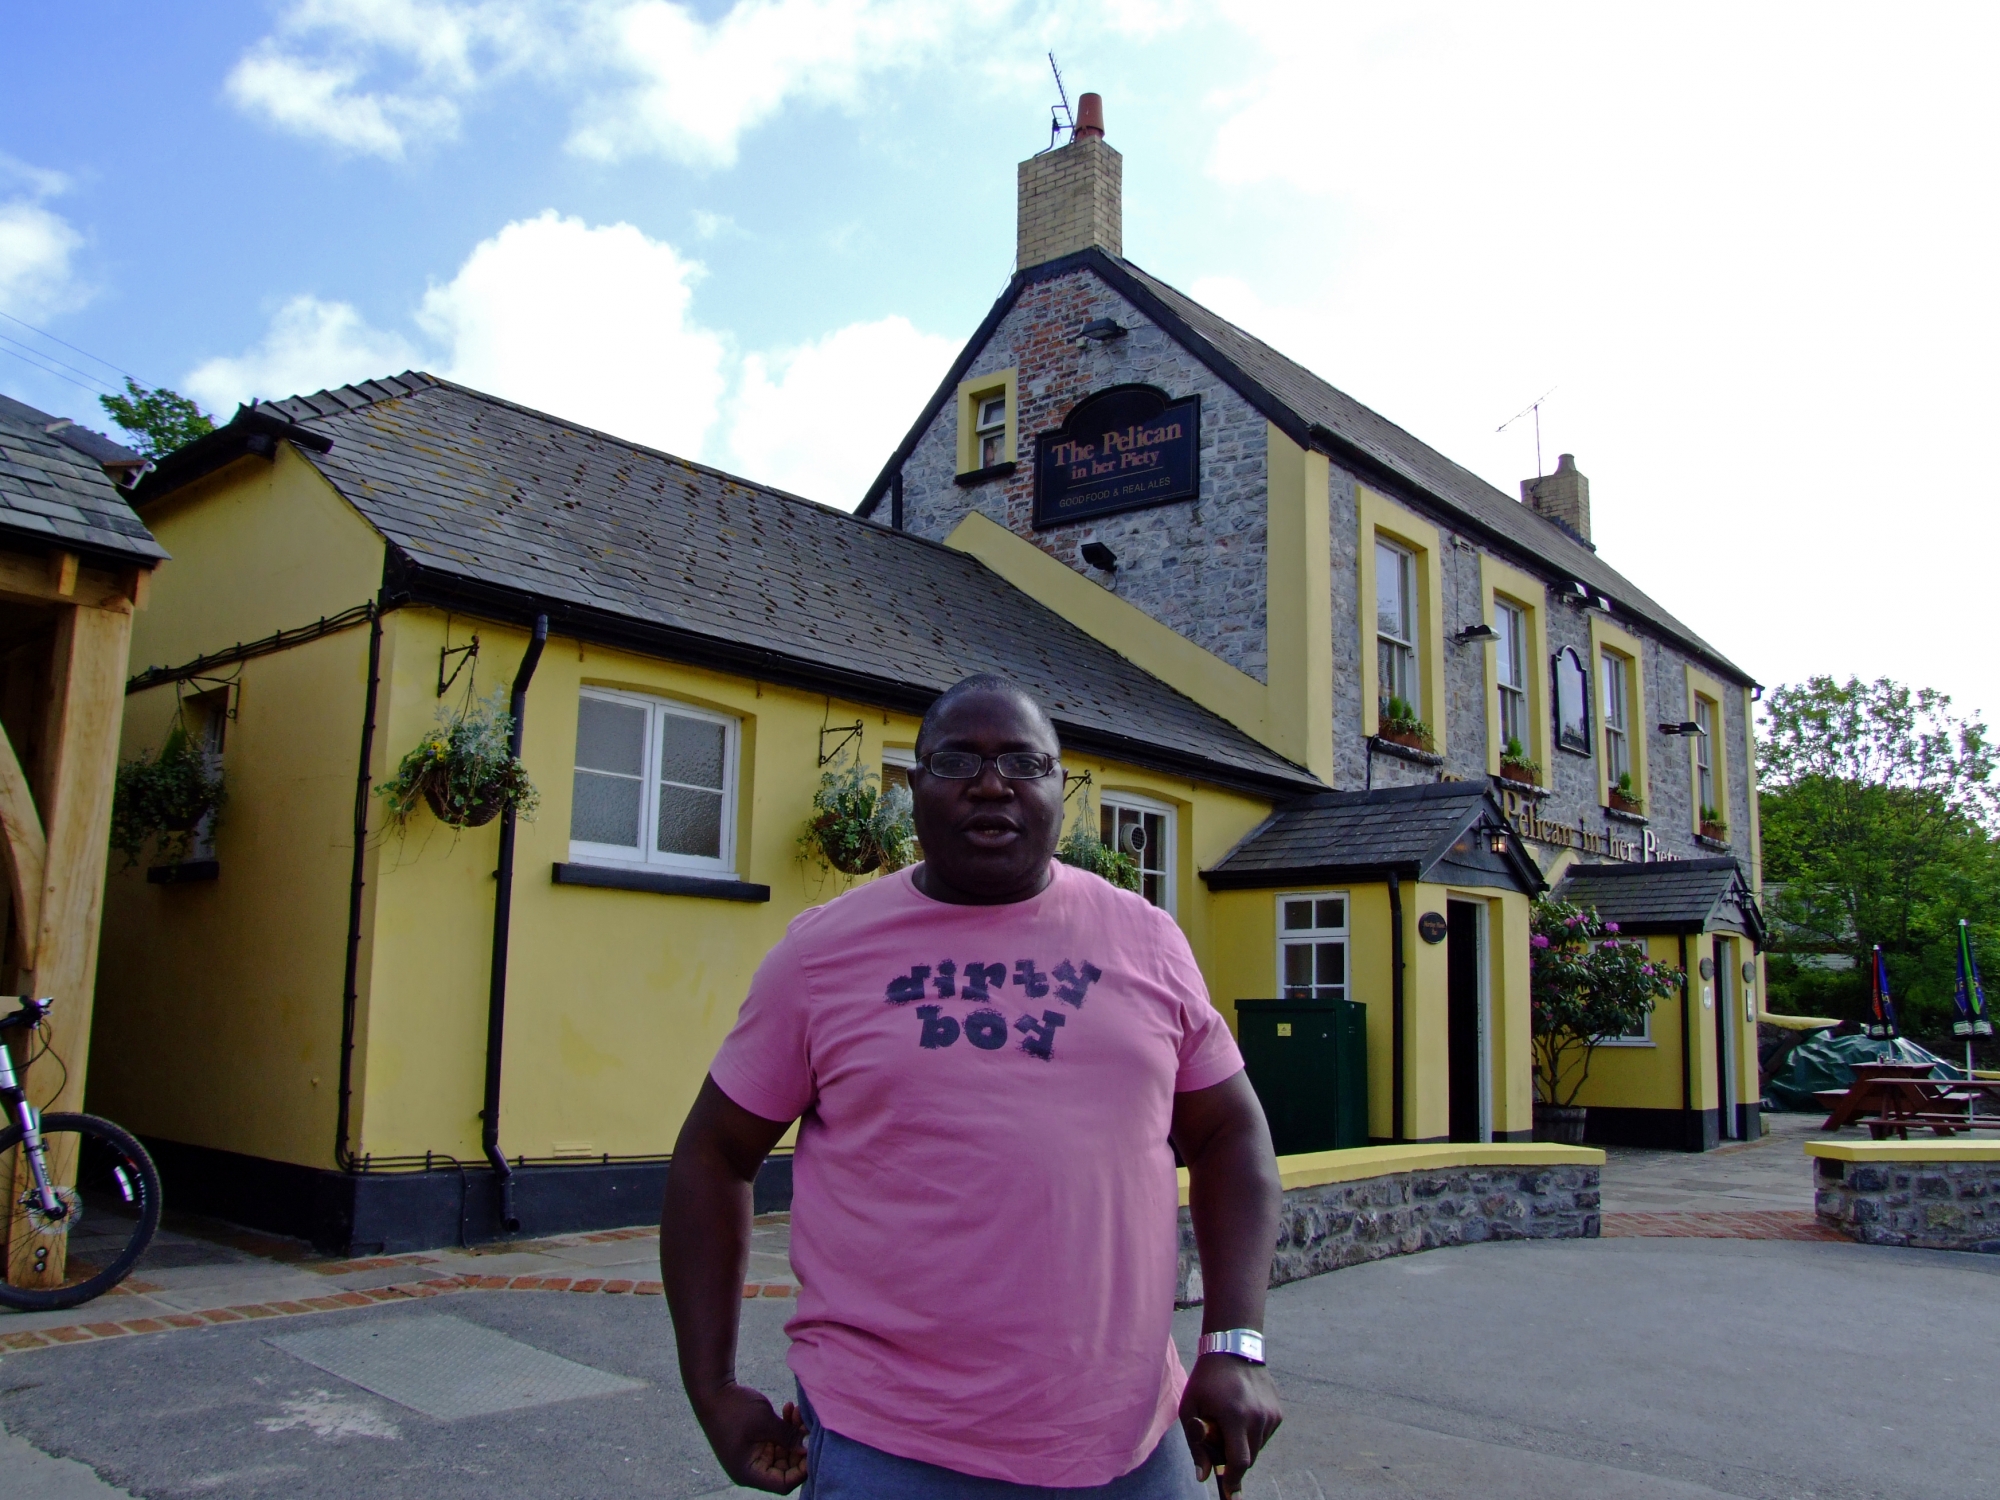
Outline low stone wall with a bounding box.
[1175,1146,1602,1305]
[1810,1143,2000,1253]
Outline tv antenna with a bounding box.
[1497,387,1557,477]
[1042,53,1075,153]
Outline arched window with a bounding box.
[1553,647,1591,754]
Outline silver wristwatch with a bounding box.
[1196,1328,1265,1365]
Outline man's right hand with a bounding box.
[696,1383,808,1494]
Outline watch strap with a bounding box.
[1196,1328,1265,1364]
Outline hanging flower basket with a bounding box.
[1054,790,1141,892]
[110,723,225,867]
[379,688,539,831]
[800,757,915,877]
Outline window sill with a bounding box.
[1695,833,1732,852]
[148,859,219,885]
[1604,805,1649,826]
[1491,773,1547,798]
[1369,735,1442,767]
[1595,1038,1657,1048]
[954,461,1017,487]
[552,862,770,902]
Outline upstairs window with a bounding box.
[1101,793,1174,912]
[975,395,1007,469]
[1602,651,1632,786]
[1695,696,1716,813]
[1494,599,1528,751]
[571,689,738,875]
[1375,541,1419,717]
[1279,895,1348,1002]
[1553,646,1591,754]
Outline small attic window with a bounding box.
[975,396,1007,469]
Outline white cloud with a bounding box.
[0,199,87,320]
[227,0,990,166]
[418,210,729,454]
[227,47,458,159]
[725,315,957,503]
[184,295,419,412]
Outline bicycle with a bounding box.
[0,996,162,1312]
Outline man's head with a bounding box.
[908,675,1065,904]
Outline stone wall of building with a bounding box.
[895,270,1276,683]
[1814,1154,2000,1253]
[1174,1160,1601,1304]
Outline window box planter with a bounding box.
[1699,820,1728,843]
[1609,788,1645,816]
[1500,760,1540,787]
[1375,725,1435,755]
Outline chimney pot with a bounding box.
[1074,93,1105,140]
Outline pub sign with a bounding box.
[1032,384,1201,530]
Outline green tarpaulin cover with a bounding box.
[1765,1033,1960,1111]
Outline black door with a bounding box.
[1447,901,1482,1144]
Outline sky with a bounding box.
[3,2,1996,732]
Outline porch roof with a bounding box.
[1553,856,1766,944]
[0,394,166,565]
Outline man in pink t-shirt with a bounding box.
[662,675,1283,1497]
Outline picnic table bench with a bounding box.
[1818,1067,2000,1138]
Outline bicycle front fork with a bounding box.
[0,1046,62,1219]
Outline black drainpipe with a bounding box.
[335,603,383,1172]
[1389,869,1405,1143]
[1677,932,1694,1151]
[482,614,547,1233]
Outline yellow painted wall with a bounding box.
[955,368,1018,472]
[1355,487,1447,750]
[1571,934,1689,1113]
[358,613,1281,1161]
[1205,880,1532,1143]
[90,623,376,1164]
[1588,615,1650,809]
[1263,426,1334,781]
[126,445,384,675]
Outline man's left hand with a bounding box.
[1179,1351,1282,1495]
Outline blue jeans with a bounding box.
[797,1388,1201,1500]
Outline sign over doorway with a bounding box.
[1032,384,1201,529]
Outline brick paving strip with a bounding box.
[1601,1210,1845,1242]
[0,1224,798,1354]
[0,1273,801,1353]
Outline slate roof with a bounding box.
[1203,782,1543,892]
[1554,857,1764,942]
[0,393,166,563]
[860,248,1749,685]
[139,373,1320,796]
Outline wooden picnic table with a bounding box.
[1819,1074,2000,1138]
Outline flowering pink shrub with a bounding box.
[1531,896,1680,1107]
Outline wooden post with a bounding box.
[2,600,133,1287]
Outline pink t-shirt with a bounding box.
[708,859,1243,1487]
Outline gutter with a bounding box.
[335,602,384,1171]
[1390,870,1406,1144]
[481,614,548,1233]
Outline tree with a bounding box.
[1531,897,1678,1106]
[1758,677,2000,1053]
[98,379,214,459]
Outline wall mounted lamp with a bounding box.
[1080,541,1119,572]
[1657,720,1705,736]
[1078,318,1128,342]
[1453,623,1500,645]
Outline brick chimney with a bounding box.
[1017,92,1122,271]
[1521,452,1592,546]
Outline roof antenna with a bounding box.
[1497,387,1557,477]
[1041,52,1075,153]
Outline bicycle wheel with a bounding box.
[0,1113,162,1312]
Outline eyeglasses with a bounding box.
[916,751,1060,780]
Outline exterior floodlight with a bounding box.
[1080,541,1118,572]
[1078,318,1127,342]
[1454,623,1500,645]
[1657,720,1705,736]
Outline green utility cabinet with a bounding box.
[1234,997,1370,1154]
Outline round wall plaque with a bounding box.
[1417,911,1448,944]
[1742,961,1757,985]
[1698,956,1716,981]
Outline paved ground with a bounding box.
[7,1113,1982,1500]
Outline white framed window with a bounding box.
[1101,792,1175,912]
[975,395,1007,469]
[569,688,739,875]
[1695,696,1716,813]
[1602,651,1632,787]
[1600,1007,1654,1046]
[1375,540,1418,716]
[1494,599,1528,752]
[1278,893,1348,1001]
